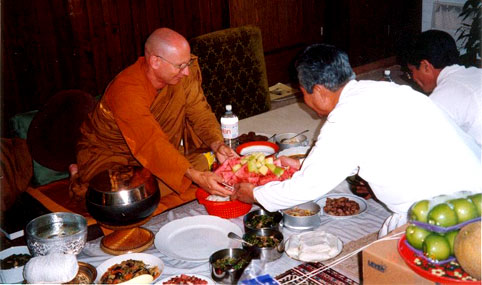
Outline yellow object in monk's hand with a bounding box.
[204,151,216,170]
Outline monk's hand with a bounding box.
[211,141,239,164]
[231,183,256,204]
[275,156,301,170]
[186,168,233,196]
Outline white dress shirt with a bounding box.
[431,64,482,147]
[255,80,482,222]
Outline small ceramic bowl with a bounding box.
[0,246,31,284]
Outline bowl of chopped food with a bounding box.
[209,248,252,284]
[0,246,31,284]
[242,229,284,262]
[95,253,163,284]
[243,209,283,232]
[316,193,367,219]
[282,201,321,230]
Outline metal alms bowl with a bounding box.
[275,133,309,150]
[85,166,160,227]
[209,248,252,284]
[25,212,87,256]
[242,229,284,262]
[282,201,321,230]
[243,209,283,232]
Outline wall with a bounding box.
[1,0,422,136]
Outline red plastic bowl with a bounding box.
[196,188,252,219]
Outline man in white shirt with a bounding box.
[405,29,482,147]
[232,44,482,236]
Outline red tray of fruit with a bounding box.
[398,235,479,284]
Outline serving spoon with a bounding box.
[228,232,254,247]
[280,129,309,144]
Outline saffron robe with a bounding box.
[76,57,223,200]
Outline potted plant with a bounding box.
[456,0,481,67]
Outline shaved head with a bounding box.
[145,28,190,58]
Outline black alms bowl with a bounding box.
[85,166,160,227]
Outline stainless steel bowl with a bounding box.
[282,201,321,230]
[242,229,284,262]
[85,166,160,227]
[25,212,87,256]
[243,209,282,232]
[209,248,252,284]
[275,133,309,150]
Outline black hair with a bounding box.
[405,30,459,69]
[295,44,355,93]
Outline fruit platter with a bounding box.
[400,192,481,282]
[214,152,297,186]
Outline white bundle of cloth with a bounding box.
[23,252,78,284]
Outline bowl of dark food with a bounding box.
[317,194,367,219]
[237,131,269,145]
[282,201,321,230]
[209,248,252,284]
[242,229,284,262]
[25,212,87,256]
[243,209,283,232]
[0,246,31,284]
[86,165,160,226]
[275,133,309,150]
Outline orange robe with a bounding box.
[76,57,222,197]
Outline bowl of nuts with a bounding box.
[316,193,368,219]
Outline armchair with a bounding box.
[189,25,271,120]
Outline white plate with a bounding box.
[0,246,30,284]
[156,274,215,285]
[154,215,243,262]
[316,193,368,219]
[277,146,311,158]
[284,231,343,262]
[95,253,164,284]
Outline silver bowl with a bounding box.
[282,201,321,230]
[274,133,309,150]
[85,166,160,227]
[209,248,252,284]
[243,209,282,232]
[242,229,284,262]
[25,212,87,256]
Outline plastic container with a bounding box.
[221,105,239,149]
[196,188,252,219]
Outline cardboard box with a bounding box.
[362,224,434,284]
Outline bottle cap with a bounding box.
[226,105,232,111]
[384,70,391,76]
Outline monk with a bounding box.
[70,28,237,208]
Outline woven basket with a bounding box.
[196,188,252,219]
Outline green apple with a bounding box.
[423,233,451,261]
[444,230,459,256]
[448,198,478,223]
[468,193,481,216]
[427,203,458,227]
[409,200,430,223]
[405,224,431,250]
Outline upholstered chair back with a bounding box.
[190,25,270,120]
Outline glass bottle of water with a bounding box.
[220,104,239,149]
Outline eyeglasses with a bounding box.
[155,54,195,70]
